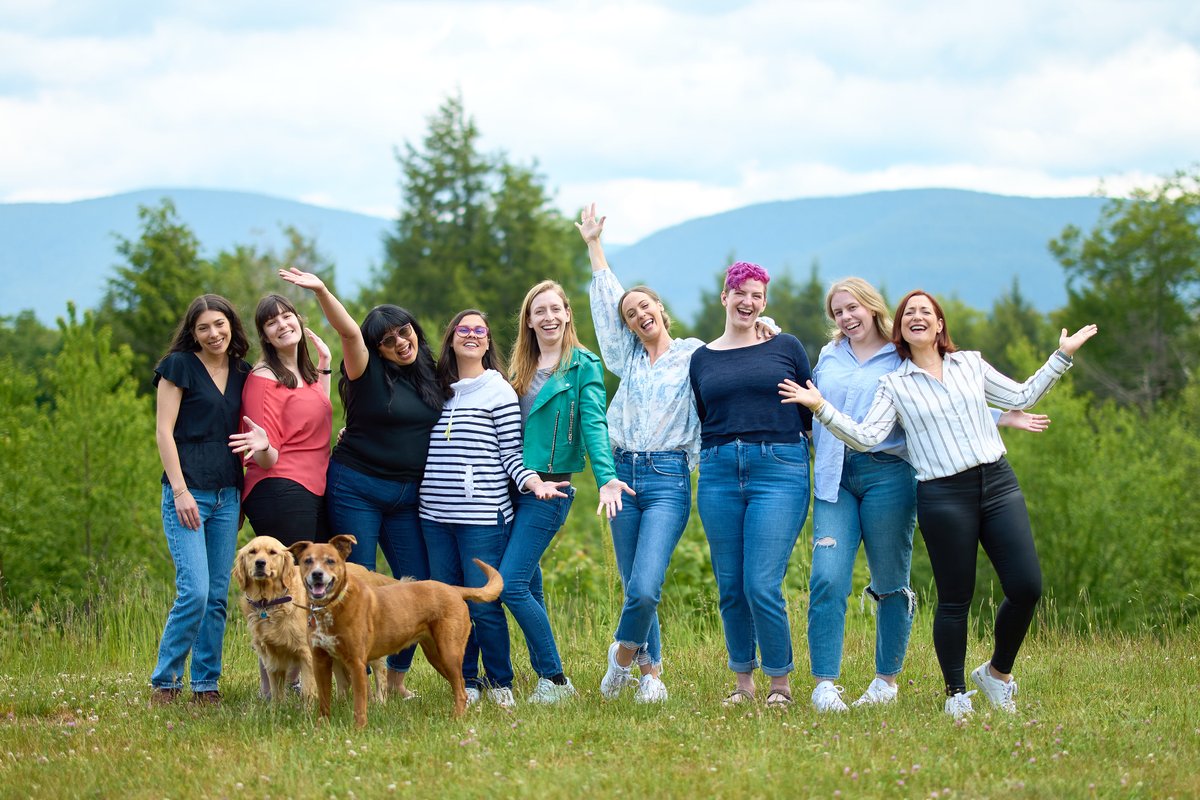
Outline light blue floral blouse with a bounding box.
[589,268,705,471]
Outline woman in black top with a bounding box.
[150,294,264,706]
[281,267,447,697]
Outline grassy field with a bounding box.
[1,581,1197,800]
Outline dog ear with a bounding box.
[231,547,249,587]
[288,541,312,564]
[278,547,297,587]
[329,534,357,560]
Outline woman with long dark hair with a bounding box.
[150,294,258,706]
[280,268,446,698]
[240,293,334,545]
[782,289,1096,717]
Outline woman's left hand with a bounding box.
[306,328,332,365]
[526,478,571,500]
[1059,323,1098,356]
[778,378,825,411]
[597,478,636,520]
[229,415,270,462]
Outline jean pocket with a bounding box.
[699,446,718,464]
[767,442,810,467]
[650,458,689,478]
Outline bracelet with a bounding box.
[813,400,826,416]
[317,368,332,375]
[172,487,188,498]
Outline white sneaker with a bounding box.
[487,686,516,708]
[811,680,848,712]
[970,661,1018,713]
[852,677,899,708]
[465,687,481,706]
[527,677,577,705]
[944,690,977,719]
[634,674,668,704]
[600,641,636,699]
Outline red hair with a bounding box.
[892,289,957,361]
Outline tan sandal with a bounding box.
[765,689,793,708]
[722,687,756,706]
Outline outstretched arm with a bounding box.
[278,268,369,380]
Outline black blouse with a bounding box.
[155,351,250,490]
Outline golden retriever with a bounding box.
[232,535,391,702]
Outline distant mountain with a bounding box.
[609,189,1107,319]
[1,188,392,323]
[1,187,1107,325]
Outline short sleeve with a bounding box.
[154,351,193,390]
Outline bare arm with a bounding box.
[278,268,369,380]
[575,202,609,274]
[155,379,200,531]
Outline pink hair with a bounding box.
[724,261,771,291]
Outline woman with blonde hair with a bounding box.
[806,278,1049,713]
[499,279,633,704]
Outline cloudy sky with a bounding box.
[2,0,1198,242]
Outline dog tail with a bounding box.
[459,559,503,604]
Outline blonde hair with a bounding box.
[509,280,582,396]
[825,277,892,343]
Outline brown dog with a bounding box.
[288,534,502,727]
[233,535,391,702]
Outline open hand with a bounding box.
[306,328,332,364]
[1059,324,1098,356]
[575,202,606,243]
[279,267,326,294]
[778,378,825,411]
[597,478,636,520]
[998,410,1050,433]
[526,478,572,500]
[229,415,270,462]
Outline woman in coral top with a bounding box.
[240,293,334,545]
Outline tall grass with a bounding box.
[1,578,1197,799]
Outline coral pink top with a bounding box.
[241,371,333,500]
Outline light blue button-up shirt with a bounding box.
[590,268,705,470]
[811,338,908,503]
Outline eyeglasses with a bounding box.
[379,325,415,348]
[455,325,489,338]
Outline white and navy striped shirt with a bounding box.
[814,350,1073,481]
[419,369,537,525]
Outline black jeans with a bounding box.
[917,457,1042,694]
[242,477,329,547]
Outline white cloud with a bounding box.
[1,0,1198,241]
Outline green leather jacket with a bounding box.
[521,348,617,487]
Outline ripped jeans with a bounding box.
[808,450,916,681]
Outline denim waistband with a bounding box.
[613,448,689,465]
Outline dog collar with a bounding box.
[247,595,293,619]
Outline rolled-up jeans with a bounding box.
[609,449,691,668]
[697,439,810,677]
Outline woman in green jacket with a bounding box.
[500,279,634,704]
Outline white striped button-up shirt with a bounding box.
[814,349,1072,481]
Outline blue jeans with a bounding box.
[325,459,429,672]
[697,440,810,677]
[151,485,240,692]
[609,449,691,667]
[809,450,917,680]
[423,514,513,689]
[500,487,575,678]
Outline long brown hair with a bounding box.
[892,289,957,360]
[437,309,507,391]
[254,294,317,389]
[162,294,250,362]
[509,280,582,396]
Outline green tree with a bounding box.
[100,200,212,389]
[978,277,1052,376]
[370,95,585,354]
[1049,169,1200,413]
[2,305,162,608]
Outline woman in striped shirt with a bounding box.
[419,309,568,708]
[781,289,1097,717]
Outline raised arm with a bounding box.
[278,268,369,380]
[582,204,637,376]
